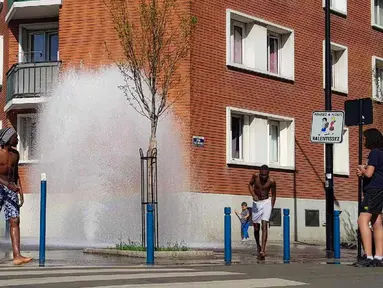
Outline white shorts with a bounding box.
[252,198,272,224]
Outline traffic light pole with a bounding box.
[324,0,334,258]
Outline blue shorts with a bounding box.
[0,185,20,221]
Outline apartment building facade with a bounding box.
[0,0,382,243]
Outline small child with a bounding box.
[235,202,251,241]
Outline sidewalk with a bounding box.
[0,239,358,266]
[227,240,357,264]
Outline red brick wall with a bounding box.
[189,0,383,201]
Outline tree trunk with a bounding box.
[148,117,157,203]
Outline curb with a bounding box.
[83,248,216,259]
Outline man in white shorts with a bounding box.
[248,165,276,260]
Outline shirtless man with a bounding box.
[248,165,276,260]
[0,127,32,265]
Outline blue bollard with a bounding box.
[283,209,290,264]
[39,173,47,267]
[334,210,341,263]
[146,204,154,265]
[224,207,232,264]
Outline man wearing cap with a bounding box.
[0,127,32,265]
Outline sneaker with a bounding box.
[372,258,383,267]
[241,238,246,242]
[353,258,374,267]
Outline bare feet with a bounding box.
[13,256,33,265]
[257,251,266,260]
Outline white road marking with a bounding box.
[82,278,308,288]
[0,265,163,270]
[0,268,194,276]
[0,271,242,286]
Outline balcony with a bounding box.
[6,0,62,23]
[5,61,60,112]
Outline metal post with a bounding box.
[334,210,341,263]
[283,209,290,264]
[324,0,334,258]
[39,173,47,267]
[146,204,154,265]
[357,100,364,259]
[140,149,145,247]
[224,207,232,265]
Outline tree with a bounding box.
[105,0,196,151]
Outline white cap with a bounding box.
[41,173,47,181]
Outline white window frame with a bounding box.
[323,41,348,94]
[323,128,349,176]
[323,0,348,16]
[226,107,295,170]
[17,114,39,164]
[230,21,245,65]
[18,22,59,64]
[226,9,295,82]
[372,0,383,30]
[231,114,244,160]
[372,56,383,102]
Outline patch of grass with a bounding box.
[116,239,189,251]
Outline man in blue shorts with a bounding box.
[0,127,32,265]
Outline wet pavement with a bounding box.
[0,239,359,267]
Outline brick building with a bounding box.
[0,0,382,243]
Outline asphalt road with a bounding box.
[0,262,381,288]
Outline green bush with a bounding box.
[115,238,189,251]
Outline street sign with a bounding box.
[192,136,205,147]
[310,111,345,144]
[344,98,373,126]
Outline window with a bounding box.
[226,107,295,169]
[17,114,38,162]
[26,30,58,63]
[267,33,280,74]
[323,0,347,15]
[373,0,383,28]
[19,23,59,63]
[227,9,295,81]
[324,128,349,175]
[305,210,320,227]
[269,121,280,164]
[270,208,281,227]
[372,56,383,102]
[323,41,348,94]
[231,22,244,64]
[231,115,243,159]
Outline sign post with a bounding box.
[344,98,373,259]
[310,110,345,257]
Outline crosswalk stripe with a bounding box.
[0,271,242,286]
[0,265,160,270]
[0,268,194,276]
[83,278,308,288]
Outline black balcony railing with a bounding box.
[6,61,60,103]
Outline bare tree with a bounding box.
[105,0,196,151]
